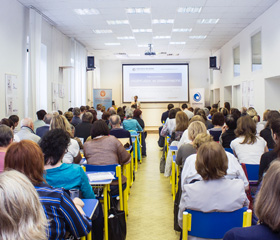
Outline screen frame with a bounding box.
[122,63,190,103]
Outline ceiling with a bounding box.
[17,0,277,60]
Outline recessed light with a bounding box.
[153,36,171,39]
[125,8,151,14]
[117,36,135,40]
[133,29,152,33]
[170,42,186,45]
[172,28,192,32]
[189,35,207,39]
[152,19,174,24]
[74,9,100,15]
[93,29,112,34]
[197,19,219,24]
[104,43,121,46]
[107,20,129,25]
[177,7,202,13]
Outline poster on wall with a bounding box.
[242,81,254,108]
[5,74,18,116]
[93,89,112,110]
[52,83,59,111]
[58,84,65,98]
[190,88,205,108]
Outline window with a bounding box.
[251,31,262,71]
[233,46,240,77]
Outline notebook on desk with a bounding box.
[87,172,115,181]
[82,199,98,219]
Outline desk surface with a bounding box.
[82,199,98,218]
[86,171,114,185]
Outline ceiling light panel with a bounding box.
[125,8,151,14]
[104,43,121,45]
[197,19,220,24]
[107,20,129,25]
[133,29,152,33]
[93,29,113,34]
[172,28,192,32]
[117,36,135,39]
[152,19,174,24]
[170,42,186,45]
[189,35,207,39]
[177,7,202,13]
[74,9,100,15]
[153,36,171,39]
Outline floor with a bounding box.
[126,133,180,240]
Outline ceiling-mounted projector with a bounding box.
[145,44,156,56]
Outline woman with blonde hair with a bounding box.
[50,115,81,163]
[0,170,48,240]
[230,115,268,164]
[224,161,280,239]
[178,142,249,238]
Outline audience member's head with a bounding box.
[209,108,218,116]
[43,113,53,124]
[0,125,13,148]
[39,129,70,166]
[189,115,205,125]
[196,109,207,122]
[224,102,230,112]
[133,109,142,118]
[225,114,237,130]
[68,107,73,112]
[255,161,280,232]
[235,115,256,144]
[86,105,90,111]
[230,108,241,119]
[188,107,194,112]
[64,111,73,123]
[125,108,134,119]
[212,112,225,127]
[196,141,228,180]
[181,103,188,110]
[87,109,97,123]
[262,109,270,122]
[122,106,127,114]
[193,133,213,150]
[58,110,63,115]
[167,103,174,111]
[109,115,121,128]
[80,106,86,114]
[36,110,47,121]
[212,104,218,109]
[117,107,125,121]
[266,110,280,128]
[188,121,207,142]
[202,107,210,117]
[50,115,72,137]
[220,107,229,117]
[108,109,116,115]
[5,140,45,184]
[72,107,81,117]
[101,106,106,112]
[102,111,110,121]
[270,118,280,156]
[91,120,109,138]
[194,107,200,115]
[0,170,47,240]
[20,118,34,130]
[0,118,14,129]
[175,111,189,132]
[8,115,19,128]
[168,108,177,119]
[82,112,93,123]
[247,108,258,123]
[131,104,137,109]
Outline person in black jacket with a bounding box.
[74,112,93,142]
[220,114,237,148]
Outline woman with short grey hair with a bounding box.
[0,125,13,173]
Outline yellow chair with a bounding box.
[182,208,252,240]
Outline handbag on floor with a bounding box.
[108,191,126,240]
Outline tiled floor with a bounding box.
[126,133,180,240]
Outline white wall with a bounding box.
[99,59,209,126]
[211,0,280,118]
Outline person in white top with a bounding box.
[178,141,249,238]
[230,115,268,164]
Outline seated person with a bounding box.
[4,139,93,240]
[178,142,249,239]
[84,120,131,195]
[74,112,93,142]
[230,115,268,164]
[15,118,40,143]
[224,161,280,240]
[133,109,147,157]
[208,112,224,141]
[0,170,48,240]
[36,113,52,137]
[0,125,13,173]
[219,114,237,148]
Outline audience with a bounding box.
[224,161,280,240]
[8,114,19,132]
[178,142,249,234]
[34,109,47,132]
[74,112,93,142]
[219,114,237,148]
[208,112,224,141]
[0,125,13,173]
[84,120,131,195]
[230,115,268,164]
[0,170,48,240]
[4,140,92,240]
[71,107,82,126]
[96,104,103,120]
[15,117,40,143]
[36,113,52,137]
[50,115,81,164]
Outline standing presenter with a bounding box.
[131,95,141,109]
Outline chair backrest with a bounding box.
[224,148,234,154]
[184,207,249,239]
[244,164,259,182]
[84,164,119,181]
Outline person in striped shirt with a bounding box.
[4,139,92,240]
